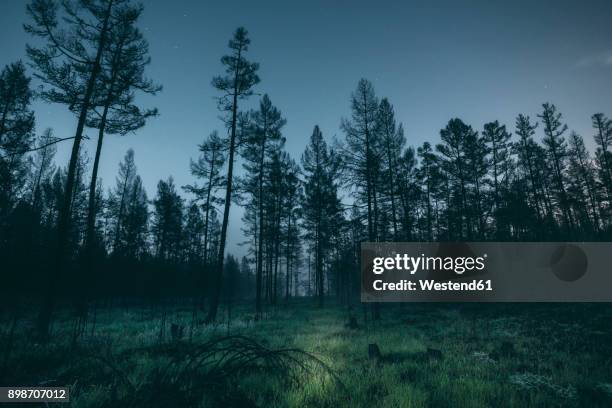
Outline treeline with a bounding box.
[1,0,612,337]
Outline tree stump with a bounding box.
[346,316,359,329]
[427,347,443,360]
[171,323,184,341]
[368,343,382,362]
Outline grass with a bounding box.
[1,301,612,407]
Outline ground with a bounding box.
[2,301,612,407]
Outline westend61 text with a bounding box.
[372,279,493,292]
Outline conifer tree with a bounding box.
[25,0,133,337]
[301,126,341,307]
[0,62,35,219]
[567,132,601,233]
[538,103,573,233]
[241,94,285,314]
[482,121,511,237]
[207,27,259,322]
[376,98,405,240]
[592,113,612,205]
[184,131,226,267]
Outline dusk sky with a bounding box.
[1,0,611,257]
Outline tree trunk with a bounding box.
[37,0,114,339]
[206,44,242,323]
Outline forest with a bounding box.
[1,1,612,407]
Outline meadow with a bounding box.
[2,301,612,407]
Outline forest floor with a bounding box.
[2,301,612,407]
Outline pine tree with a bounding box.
[538,103,573,234]
[152,177,184,262]
[482,120,511,238]
[301,125,341,307]
[84,3,160,264]
[376,98,405,240]
[436,119,476,239]
[184,131,226,267]
[567,132,601,234]
[592,113,612,205]
[514,114,546,230]
[281,154,300,302]
[241,94,285,314]
[464,128,490,238]
[416,142,440,240]
[184,203,205,264]
[25,0,133,338]
[341,79,380,242]
[0,62,35,220]
[207,27,260,323]
[29,128,57,210]
[121,175,148,259]
[108,149,137,254]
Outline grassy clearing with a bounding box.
[1,301,612,407]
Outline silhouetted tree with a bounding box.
[84,3,160,269]
[482,120,511,238]
[416,142,440,240]
[206,27,260,322]
[184,131,225,269]
[152,177,183,262]
[567,131,601,234]
[25,0,133,338]
[436,119,476,239]
[0,62,35,220]
[301,126,341,306]
[120,175,148,258]
[514,114,546,233]
[29,128,57,210]
[539,103,573,233]
[241,94,285,314]
[592,113,612,207]
[108,149,137,253]
[376,98,405,240]
[341,80,380,241]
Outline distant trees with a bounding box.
[329,81,612,251]
[184,203,205,264]
[267,152,300,305]
[592,113,612,204]
[376,98,405,240]
[301,126,340,306]
[152,177,183,262]
[206,27,260,322]
[416,142,440,240]
[29,128,57,211]
[184,131,226,268]
[482,121,511,238]
[119,174,148,259]
[567,132,601,233]
[281,155,301,301]
[341,79,380,243]
[107,149,148,256]
[0,62,35,219]
[0,61,35,333]
[436,119,475,239]
[108,149,137,252]
[514,114,545,233]
[539,103,573,233]
[241,94,285,315]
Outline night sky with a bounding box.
[1,0,611,258]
